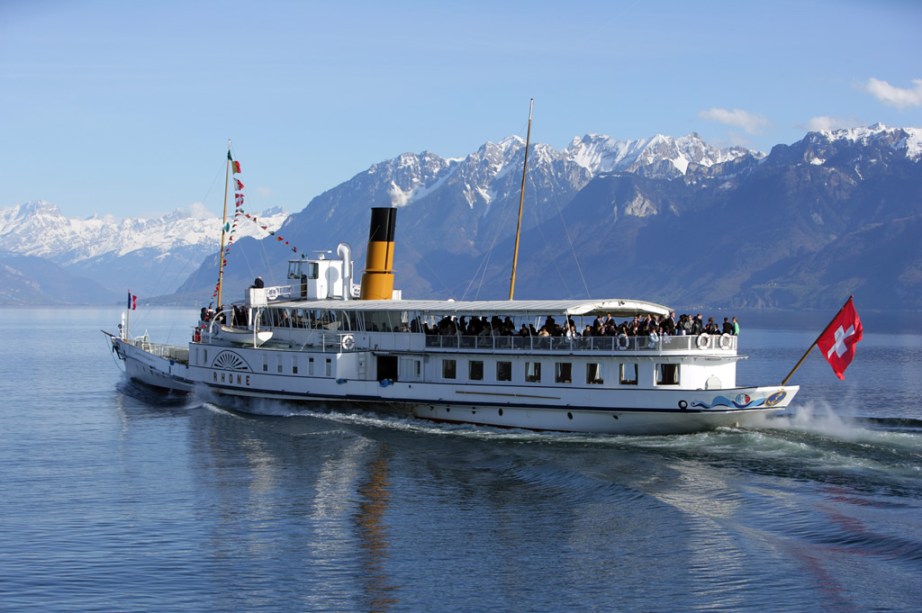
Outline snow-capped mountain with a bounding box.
[566,133,757,176]
[182,124,921,310]
[0,201,287,263]
[5,125,921,309]
[0,202,287,301]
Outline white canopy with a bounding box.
[266,297,671,318]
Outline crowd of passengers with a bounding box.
[428,312,740,337]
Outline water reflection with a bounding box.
[169,406,404,610]
[355,444,398,611]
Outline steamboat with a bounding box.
[106,204,798,435]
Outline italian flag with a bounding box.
[228,150,241,173]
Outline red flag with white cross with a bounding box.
[816,297,863,380]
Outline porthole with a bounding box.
[567,412,573,420]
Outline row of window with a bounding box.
[199,347,679,387]
[441,359,680,386]
[262,355,333,377]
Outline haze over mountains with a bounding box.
[3,124,920,311]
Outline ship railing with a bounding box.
[133,338,190,362]
[425,332,736,353]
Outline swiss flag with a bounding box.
[816,297,863,380]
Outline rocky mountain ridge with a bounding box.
[3,124,920,310]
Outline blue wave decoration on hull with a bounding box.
[691,393,767,410]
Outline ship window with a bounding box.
[555,362,572,384]
[619,363,638,385]
[469,360,483,381]
[525,362,541,383]
[325,358,332,377]
[657,363,680,385]
[496,361,512,382]
[277,359,283,374]
[308,357,315,375]
[442,359,457,380]
[292,358,298,375]
[586,363,604,384]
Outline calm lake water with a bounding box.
[1,306,920,612]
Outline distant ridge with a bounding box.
[4,125,921,310]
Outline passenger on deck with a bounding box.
[663,311,676,335]
[691,314,704,335]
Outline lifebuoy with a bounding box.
[265,287,279,300]
[696,333,710,349]
[616,333,630,350]
[341,334,355,351]
[719,333,732,349]
[647,332,659,348]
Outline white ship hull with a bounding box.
[108,332,796,435]
[109,333,195,393]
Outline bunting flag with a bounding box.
[239,207,301,254]
[228,149,241,173]
[816,297,863,380]
[215,151,245,300]
[209,153,304,298]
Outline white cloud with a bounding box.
[865,78,922,108]
[803,116,863,132]
[698,108,769,134]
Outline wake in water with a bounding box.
[189,389,922,497]
[760,399,922,437]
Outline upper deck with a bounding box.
[220,286,739,357]
[423,331,737,354]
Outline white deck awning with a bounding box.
[264,298,670,318]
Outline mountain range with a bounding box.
[3,124,920,311]
[0,201,287,305]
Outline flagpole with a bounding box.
[781,295,854,385]
[508,98,533,301]
[216,139,232,309]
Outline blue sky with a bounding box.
[2,0,920,219]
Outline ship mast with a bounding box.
[508,98,533,301]
[216,139,232,308]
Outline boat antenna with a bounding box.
[508,98,533,301]
[216,139,232,308]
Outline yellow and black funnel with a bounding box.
[359,207,397,300]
